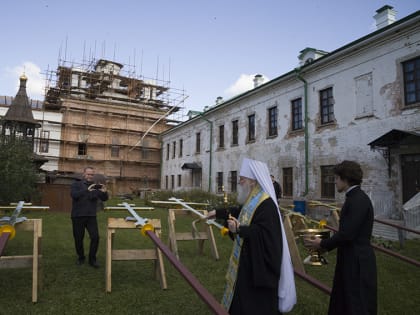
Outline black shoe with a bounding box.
[76,258,85,266]
[89,261,100,269]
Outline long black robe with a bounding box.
[321,186,377,315]
[217,198,283,315]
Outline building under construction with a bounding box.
[44,58,185,196]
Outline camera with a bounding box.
[92,184,103,189]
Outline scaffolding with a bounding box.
[44,57,186,123]
[41,57,187,194]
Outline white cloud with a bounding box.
[5,62,45,100]
[224,73,269,98]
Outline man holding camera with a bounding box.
[70,166,108,268]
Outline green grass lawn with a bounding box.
[1,200,419,314]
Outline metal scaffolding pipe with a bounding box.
[325,225,420,268]
[308,201,420,236]
[0,201,25,256]
[0,232,11,256]
[374,218,420,235]
[145,230,228,315]
[294,268,331,295]
[371,242,420,267]
[119,202,227,314]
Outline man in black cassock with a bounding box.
[271,175,282,200]
[209,158,296,315]
[305,160,377,315]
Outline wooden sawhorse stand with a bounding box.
[282,215,306,274]
[106,218,167,292]
[0,219,42,303]
[167,209,219,261]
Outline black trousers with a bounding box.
[72,216,99,263]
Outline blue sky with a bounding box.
[0,0,418,116]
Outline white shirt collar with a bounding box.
[346,185,359,194]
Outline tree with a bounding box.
[0,137,39,205]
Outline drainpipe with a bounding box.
[198,114,213,192]
[159,137,163,189]
[295,68,309,196]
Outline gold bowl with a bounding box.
[296,228,331,265]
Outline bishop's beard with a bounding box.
[237,181,252,205]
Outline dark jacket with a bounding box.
[70,180,109,218]
[273,180,282,199]
[321,186,377,315]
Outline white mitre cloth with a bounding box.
[239,158,296,312]
[239,158,257,179]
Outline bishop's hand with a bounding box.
[227,215,240,233]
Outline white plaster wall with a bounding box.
[163,119,212,190]
[161,17,420,217]
[33,110,62,171]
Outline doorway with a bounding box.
[401,154,420,203]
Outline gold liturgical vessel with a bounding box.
[296,229,331,266]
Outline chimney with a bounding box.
[374,5,396,30]
[298,47,329,66]
[215,96,223,105]
[253,74,264,88]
